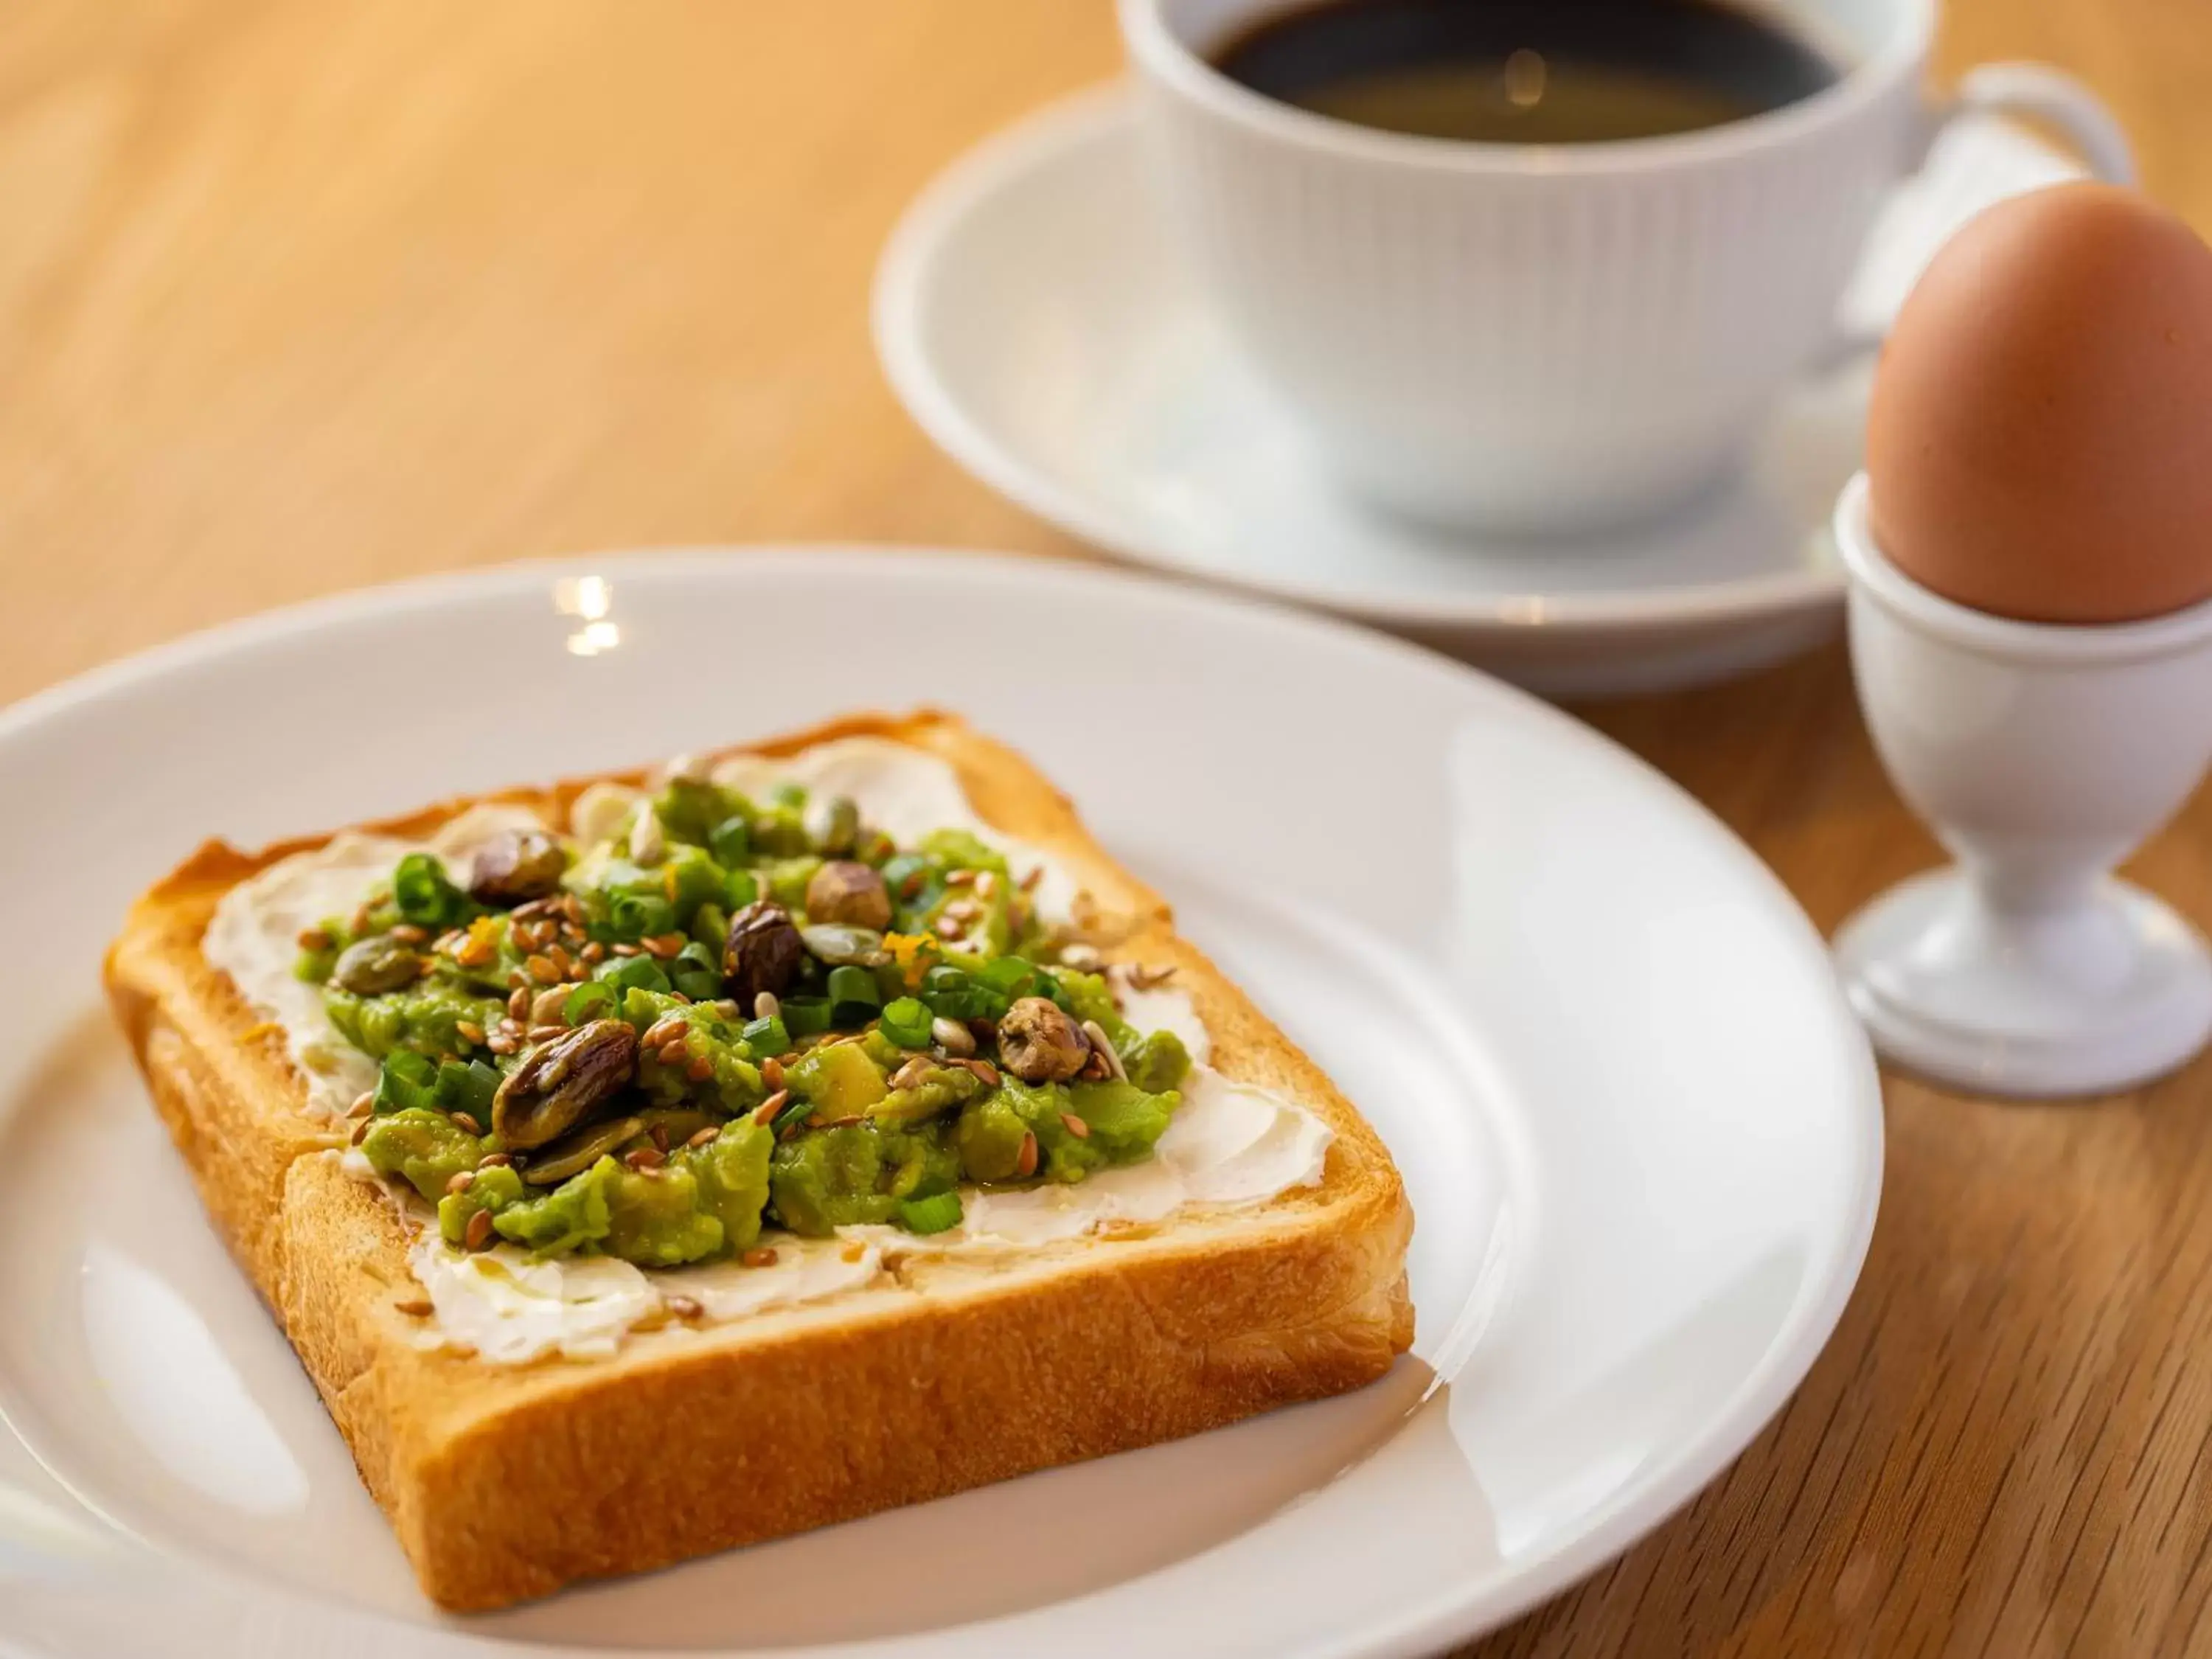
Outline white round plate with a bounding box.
[0,553,1881,1658]
[874,86,2081,698]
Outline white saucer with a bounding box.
[875,86,2082,698]
[0,552,1882,1656]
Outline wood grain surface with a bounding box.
[4,3,2208,1653]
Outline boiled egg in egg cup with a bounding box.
[1832,184,2212,1097]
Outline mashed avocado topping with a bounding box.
[308,773,1193,1271]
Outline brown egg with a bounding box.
[1867,182,2212,624]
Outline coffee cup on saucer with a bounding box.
[1119,0,2132,538]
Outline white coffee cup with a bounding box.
[1121,0,2133,537]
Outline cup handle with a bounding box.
[1934,62,2135,187]
[1820,63,2135,367]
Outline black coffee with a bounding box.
[1210,0,1840,145]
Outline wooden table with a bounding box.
[7,3,2209,1652]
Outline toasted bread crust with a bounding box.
[103,711,1414,1610]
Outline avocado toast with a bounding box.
[104,711,1415,1611]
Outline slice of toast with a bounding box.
[103,710,1414,1611]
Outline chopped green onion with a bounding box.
[780,995,833,1036]
[920,964,993,1021]
[826,964,882,1018]
[880,997,933,1049]
[776,1094,818,1131]
[724,868,760,909]
[672,939,723,996]
[372,1049,437,1114]
[771,782,808,810]
[742,1014,790,1057]
[709,815,751,868]
[978,956,1039,998]
[605,890,677,942]
[594,953,670,995]
[392,852,468,929]
[897,1191,964,1234]
[563,981,616,1024]
[433,1057,501,1117]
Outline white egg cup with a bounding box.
[1832,474,2212,1097]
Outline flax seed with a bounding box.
[455,1020,485,1046]
[657,1040,689,1068]
[685,1055,713,1083]
[580,941,607,964]
[477,1151,513,1169]
[507,986,532,1020]
[899,869,925,899]
[753,1089,790,1125]
[1060,1112,1091,1140]
[546,943,571,975]
[946,869,974,886]
[445,1169,476,1194]
[650,1123,671,1154]
[624,1147,666,1171]
[613,942,642,956]
[741,1248,779,1268]
[665,1295,704,1321]
[395,1296,434,1317]
[642,933,686,959]
[1015,1131,1039,1180]
[526,953,559,984]
[296,926,332,952]
[351,1119,374,1145]
[464,1208,494,1251]
[347,1091,376,1119]
[448,1113,481,1138]
[686,1126,720,1149]
[934,917,964,940]
[1020,865,1042,892]
[528,1023,566,1042]
[240,1020,284,1043]
[760,1056,785,1090]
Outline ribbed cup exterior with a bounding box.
[1126,0,1926,534]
